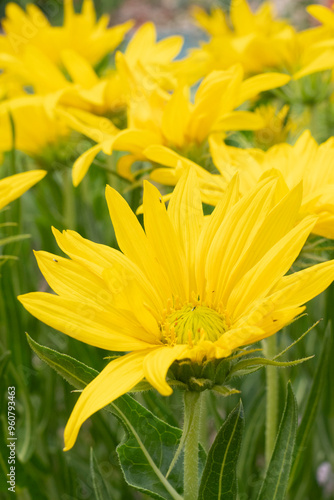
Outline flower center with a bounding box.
[161,304,228,345]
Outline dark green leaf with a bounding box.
[289,323,332,490]
[198,400,244,500]
[0,350,11,379]
[256,382,297,500]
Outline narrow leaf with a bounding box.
[198,401,244,500]
[256,382,297,500]
[0,233,31,247]
[90,448,110,500]
[289,323,332,490]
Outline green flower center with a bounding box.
[162,304,228,345]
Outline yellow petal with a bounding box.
[143,345,188,395]
[238,73,291,105]
[161,86,190,147]
[227,215,317,320]
[34,250,112,307]
[307,5,334,28]
[206,179,277,307]
[64,351,149,450]
[214,111,264,132]
[61,49,99,87]
[195,174,240,297]
[72,142,112,187]
[18,292,157,350]
[143,181,188,301]
[52,228,162,313]
[112,129,162,155]
[0,170,46,210]
[168,168,204,294]
[271,259,334,309]
[105,184,171,303]
[293,50,334,80]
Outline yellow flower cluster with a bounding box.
[2,0,334,451]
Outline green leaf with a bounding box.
[26,334,208,500]
[198,400,244,500]
[0,233,31,247]
[26,333,98,389]
[256,382,297,500]
[90,448,110,500]
[0,350,11,379]
[289,322,332,490]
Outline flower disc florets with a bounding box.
[161,302,228,346]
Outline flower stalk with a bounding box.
[263,335,279,466]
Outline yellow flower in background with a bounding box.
[19,171,334,450]
[0,0,133,67]
[0,169,46,210]
[147,130,334,240]
[0,95,69,156]
[210,130,334,239]
[253,104,296,149]
[63,64,290,185]
[176,0,334,83]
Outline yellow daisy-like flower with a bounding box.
[18,170,334,450]
[0,169,46,210]
[63,64,290,185]
[0,95,69,155]
[177,0,334,83]
[0,0,133,67]
[210,130,334,239]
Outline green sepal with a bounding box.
[227,355,313,380]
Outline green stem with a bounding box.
[183,391,202,500]
[63,168,76,230]
[263,335,279,466]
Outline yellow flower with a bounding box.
[64,64,290,184]
[0,0,133,67]
[0,169,46,210]
[210,130,334,239]
[177,0,334,82]
[253,104,296,149]
[18,170,334,450]
[0,95,69,155]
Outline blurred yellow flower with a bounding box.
[19,171,334,449]
[176,0,334,82]
[253,104,295,149]
[211,130,334,239]
[0,95,69,155]
[0,169,46,210]
[64,64,290,185]
[0,0,133,66]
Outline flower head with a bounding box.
[0,0,133,66]
[18,170,334,450]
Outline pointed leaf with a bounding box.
[256,382,297,500]
[289,323,332,490]
[90,448,110,500]
[198,401,244,500]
